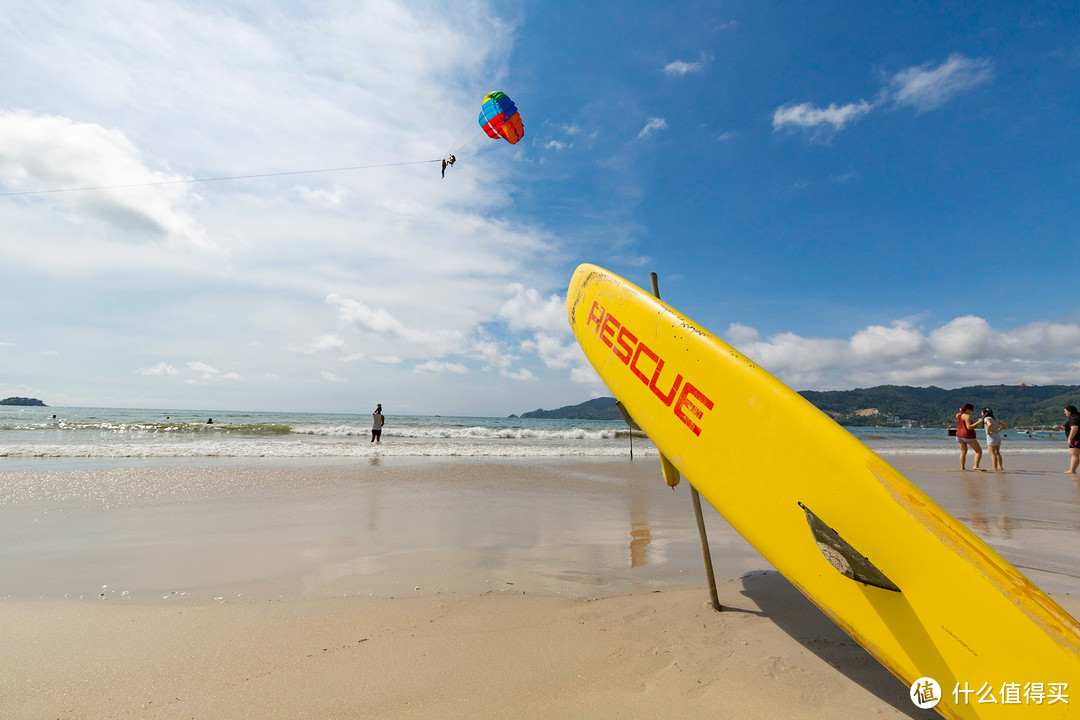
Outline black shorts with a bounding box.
[372,428,382,438]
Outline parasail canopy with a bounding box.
[478,91,524,145]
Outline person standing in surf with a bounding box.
[373,405,386,444]
[981,407,1007,471]
[956,403,985,471]
[371,404,385,444]
[1063,405,1080,474]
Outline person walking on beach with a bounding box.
[1063,405,1080,474]
[955,403,985,471]
[372,404,385,443]
[981,407,1007,471]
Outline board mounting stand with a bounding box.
[649,272,723,613]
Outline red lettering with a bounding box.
[614,326,637,364]
[586,301,605,333]
[630,342,659,386]
[648,359,683,406]
[593,311,712,438]
[600,312,621,349]
[674,382,713,437]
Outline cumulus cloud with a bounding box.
[637,118,668,139]
[725,322,761,346]
[725,315,1080,389]
[0,110,210,249]
[928,316,996,360]
[327,294,465,355]
[521,332,584,370]
[498,283,566,333]
[470,336,537,380]
[850,321,927,363]
[891,54,994,113]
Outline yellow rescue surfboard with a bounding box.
[567,264,1080,720]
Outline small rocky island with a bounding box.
[0,397,47,406]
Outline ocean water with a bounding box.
[0,405,1068,462]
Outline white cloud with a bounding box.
[183,361,241,384]
[740,332,849,373]
[928,316,995,360]
[187,361,220,375]
[291,334,349,355]
[850,322,927,363]
[772,100,875,132]
[891,54,994,113]
[545,140,571,151]
[296,184,348,207]
[137,362,180,376]
[664,59,702,77]
[521,332,585,370]
[724,323,760,346]
[637,118,668,139]
[727,315,1080,390]
[327,294,465,355]
[498,283,567,333]
[0,110,210,250]
[773,53,994,138]
[414,360,467,374]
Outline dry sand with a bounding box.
[1,454,1078,719]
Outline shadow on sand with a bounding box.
[739,570,936,719]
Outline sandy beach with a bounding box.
[2,453,1078,718]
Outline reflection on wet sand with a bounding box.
[886,456,1080,595]
[961,474,1016,540]
[629,466,653,567]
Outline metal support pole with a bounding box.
[650,272,722,612]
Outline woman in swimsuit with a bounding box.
[955,403,984,471]
[1063,405,1080,474]
[981,407,1007,471]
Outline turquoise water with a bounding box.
[0,406,1067,460]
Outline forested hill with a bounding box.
[800,384,1080,427]
[516,385,1080,428]
[516,397,619,420]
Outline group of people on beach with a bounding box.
[955,403,1080,473]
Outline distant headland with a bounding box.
[0,397,47,406]
[515,384,1080,428]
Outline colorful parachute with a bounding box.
[478,91,524,145]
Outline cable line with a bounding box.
[0,158,442,197]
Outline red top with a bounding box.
[956,414,976,439]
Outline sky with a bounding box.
[1,1,1079,417]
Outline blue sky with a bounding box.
[1,1,1079,416]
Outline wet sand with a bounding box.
[1,453,1077,718]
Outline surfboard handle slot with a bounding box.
[798,502,901,593]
